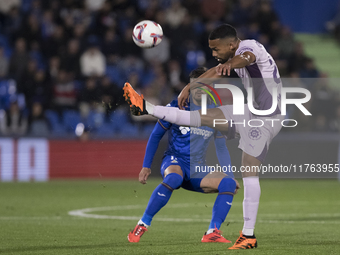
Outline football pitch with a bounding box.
[1,179,339,255]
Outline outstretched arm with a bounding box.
[216,51,256,76]
[178,67,222,109]
[178,51,255,109]
[140,121,168,184]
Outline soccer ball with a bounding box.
[132,20,163,48]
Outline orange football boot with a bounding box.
[201,227,231,243]
[123,82,148,115]
[127,224,148,243]
[228,231,257,249]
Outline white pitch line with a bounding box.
[68,204,340,225]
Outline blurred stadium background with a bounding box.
[0,0,340,254]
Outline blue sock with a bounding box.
[141,173,183,226]
[208,177,236,230]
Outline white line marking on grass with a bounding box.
[68,204,340,225]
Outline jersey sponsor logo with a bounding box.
[248,127,262,140]
[170,156,178,163]
[179,126,190,135]
[226,202,232,205]
[190,127,213,139]
[157,192,166,197]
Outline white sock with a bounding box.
[152,106,201,127]
[138,219,149,228]
[206,228,215,234]
[145,101,155,115]
[242,176,260,236]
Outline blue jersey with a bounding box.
[143,99,233,179]
[158,100,221,164]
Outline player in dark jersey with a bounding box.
[128,67,239,243]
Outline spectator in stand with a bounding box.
[0,98,28,136]
[72,24,88,51]
[43,25,66,59]
[20,14,42,47]
[0,46,9,78]
[28,101,50,136]
[9,37,30,82]
[120,55,144,82]
[23,69,52,110]
[101,29,122,64]
[167,59,187,94]
[80,45,106,77]
[28,0,43,20]
[48,56,60,80]
[166,0,187,29]
[60,39,81,78]
[200,0,227,22]
[95,1,117,36]
[287,41,308,74]
[268,45,288,76]
[299,57,319,79]
[18,59,38,93]
[231,0,255,27]
[85,0,106,12]
[98,75,122,115]
[276,26,295,59]
[78,76,102,119]
[255,0,278,36]
[41,10,56,39]
[3,7,22,41]
[121,27,142,58]
[0,0,20,14]
[52,69,77,115]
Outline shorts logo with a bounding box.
[248,127,262,140]
[171,156,178,163]
[179,126,190,135]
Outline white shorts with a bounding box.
[219,105,283,162]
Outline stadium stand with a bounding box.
[0,0,339,138]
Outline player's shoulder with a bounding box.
[236,39,264,55]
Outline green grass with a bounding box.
[0,179,340,254]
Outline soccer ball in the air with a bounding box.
[132,20,163,48]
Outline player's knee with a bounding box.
[162,173,183,191]
[218,177,237,194]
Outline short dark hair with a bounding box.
[189,67,208,79]
[209,24,237,40]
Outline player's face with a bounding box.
[209,38,237,63]
[192,88,204,102]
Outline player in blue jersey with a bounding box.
[128,67,239,243]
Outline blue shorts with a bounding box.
[160,155,208,193]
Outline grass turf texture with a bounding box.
[0,179,339,255]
